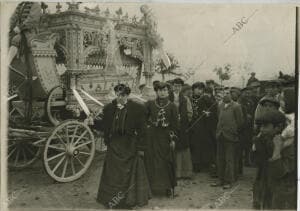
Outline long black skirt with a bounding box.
[97,134,150,208]
[145,127,176,194]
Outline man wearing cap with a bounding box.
[230,87,245,178]
[211,88,243,189]
[206,80,216,96]
[189,82,206,172]
[202,86,218,176]
[144,82,178,197]
[247,81,261,102]
[247,72,259,87]
[97,84,150,208]
[172,78,184,108]
[239,86,257,166]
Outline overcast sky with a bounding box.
[4,2,297,87]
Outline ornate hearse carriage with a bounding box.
[8,2,161,182]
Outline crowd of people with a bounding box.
[94,73,296,210]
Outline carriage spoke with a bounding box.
[14,148,20,166]
[65,126,69,145]
[70,125,79,144]
[55,133,67,147]
[79,151,92,156]
[74,141,93,149]
[61,157,69,178]
[52,156,65,173]
[75,156,85,168]
[8,143,16,148]
[47,152,65,162]
[8,147,17,158]
[23,144,35,156]
[44,121,95,182]
[73,130,87,146]
[22,148,27,164]
[48,145,65,151]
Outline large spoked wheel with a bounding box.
[46,86,66,126]
[8,135,41,169]
[43,120,95,182]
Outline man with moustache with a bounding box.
[211,88,243,189]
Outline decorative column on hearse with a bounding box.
[140,4,169,94]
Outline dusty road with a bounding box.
[7,152,255,210]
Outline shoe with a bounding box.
[223,184,232,189]
[210,182,223,187]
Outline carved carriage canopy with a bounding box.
[40,7,149,69]
[37,2,162,107]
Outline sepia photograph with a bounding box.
[0,1,298,210]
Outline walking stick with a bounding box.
[169,131,177,199]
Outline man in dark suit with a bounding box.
[211,88,243,189]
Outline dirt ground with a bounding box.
[7,152,255,210]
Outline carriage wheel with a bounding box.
[43,120,95,182]
[7,137,41,169]
[46,86,66,126]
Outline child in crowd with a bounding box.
[253,98,296,210]
[269,87,295,161]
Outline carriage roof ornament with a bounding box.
[67,1,82,11]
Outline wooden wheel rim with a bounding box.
[43,120,95,183]
[8,139,41,169]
